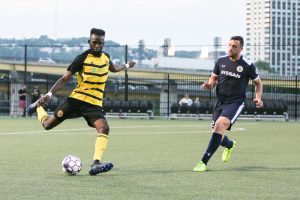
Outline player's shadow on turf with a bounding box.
[234,166,300,171]
[71,169,191,177]
[117,169,191,174]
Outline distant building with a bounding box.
[246,0,300,75]
[139,56,214,72]
[212,37,223,60]
[138,37,225,72]
[138,39,145,64]
[200,37,226,60]
[162,38,175,57]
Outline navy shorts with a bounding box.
[211,101,245,131]
[54,97,107,127]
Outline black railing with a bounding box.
[0,44,299,119]
[0,69,299,120]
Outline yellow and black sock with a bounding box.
[37,106,48,123]
[93,133,108,161]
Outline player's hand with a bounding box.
[40,94,51,105]
[201,82,211,90]
[127,61,136,69]
[253,98,263,108]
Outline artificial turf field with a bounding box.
[0,117,299,200]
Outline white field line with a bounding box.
[0,125,245,135]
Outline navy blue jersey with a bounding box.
[213,55,259,103]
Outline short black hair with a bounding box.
[230,36,244,48]
[90,28,105,36]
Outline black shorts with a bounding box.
[54,97,107,127]
[211,101,245,131]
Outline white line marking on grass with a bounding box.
[107,127,245,135]
[0,125,202,135]
[0,125,245,135]
[0,128,92,135]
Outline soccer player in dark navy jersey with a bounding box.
[193,36,263,172]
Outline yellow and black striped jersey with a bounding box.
[67,49,112,107]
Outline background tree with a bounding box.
[255,60,273,73]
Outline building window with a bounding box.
[293,45,296,56]
[277,67,280,72]
[292,28,296,35]
[282,26,286,35]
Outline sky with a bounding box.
[0,0,246,47]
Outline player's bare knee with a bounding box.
[42,122,53,130]
[102,124,110,135]
[41,116,59,130]
[214,120,229,133]
[94,118,110,134]
[219,117,230,127]
[96,124,109,135]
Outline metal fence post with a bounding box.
[125,44,128,101]
[167,74,170,117]
[24,45,27,85]
[295,75,298,120]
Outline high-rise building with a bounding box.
[246,0,300,75]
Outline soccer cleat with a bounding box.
[193,161,207,172]
[89,160,113,175]
[222,140,237,162]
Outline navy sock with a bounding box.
[221,135,233,149]
[201,132,222,165]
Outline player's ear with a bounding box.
[88,40,90,44]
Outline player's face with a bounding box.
[227,40,242,60]
[89,34,105,53]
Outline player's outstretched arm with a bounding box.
[109,61,136,72]
[201,73,218,90]
[40,71,73,104]
[253,78,263,108]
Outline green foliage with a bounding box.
[0,36,158,63]
[255,60,272,73]
[0,36,205,64]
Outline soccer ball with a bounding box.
[61,155,82,175]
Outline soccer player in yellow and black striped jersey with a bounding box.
[27,28,135,175]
